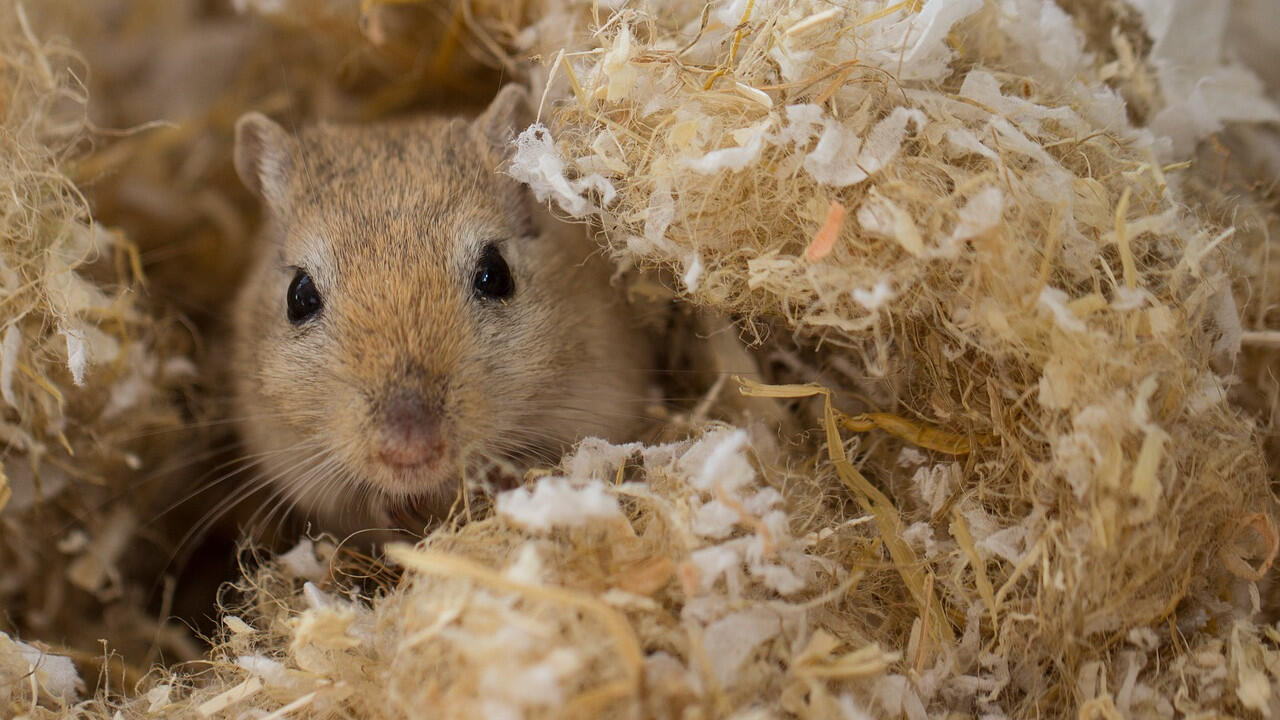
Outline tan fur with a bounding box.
[231,88,650,531]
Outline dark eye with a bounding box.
[287,269,323,324]
[472,244,514,301]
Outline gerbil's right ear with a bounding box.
[234,112,296,209]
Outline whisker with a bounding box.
[147,440,330,527]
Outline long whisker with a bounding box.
[166,442,332,568]
[111,409,320,443]
[147,439,330,527]
[240,450,342,547]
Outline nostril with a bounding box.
[382,389,432,436]
[376,389,445,468]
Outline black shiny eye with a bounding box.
[287,269,323,324]
[472,244,514,301]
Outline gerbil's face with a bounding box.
[231,89,646,526]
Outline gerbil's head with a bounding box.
[230,86,648,527]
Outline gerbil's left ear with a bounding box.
[474,84,532,156]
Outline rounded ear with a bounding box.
[234,112,296,209]
[474,84,533,156]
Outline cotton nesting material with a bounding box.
[0,632,84,706]
[0,4,196,714]
[109,429,884,718]
[500,0,1279,714]
[0,5,116,515]
[0,14,123,559]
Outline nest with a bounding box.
[2,0,1278,718]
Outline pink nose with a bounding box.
[375,390,445,469]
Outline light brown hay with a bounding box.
[497,2,1275,712]
[0,1,196,713]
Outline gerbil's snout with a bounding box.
[373,388,446,470]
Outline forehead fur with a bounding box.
[281,117,528,265]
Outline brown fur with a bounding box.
[230,87,650,531]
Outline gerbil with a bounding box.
[229,86,650,531]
